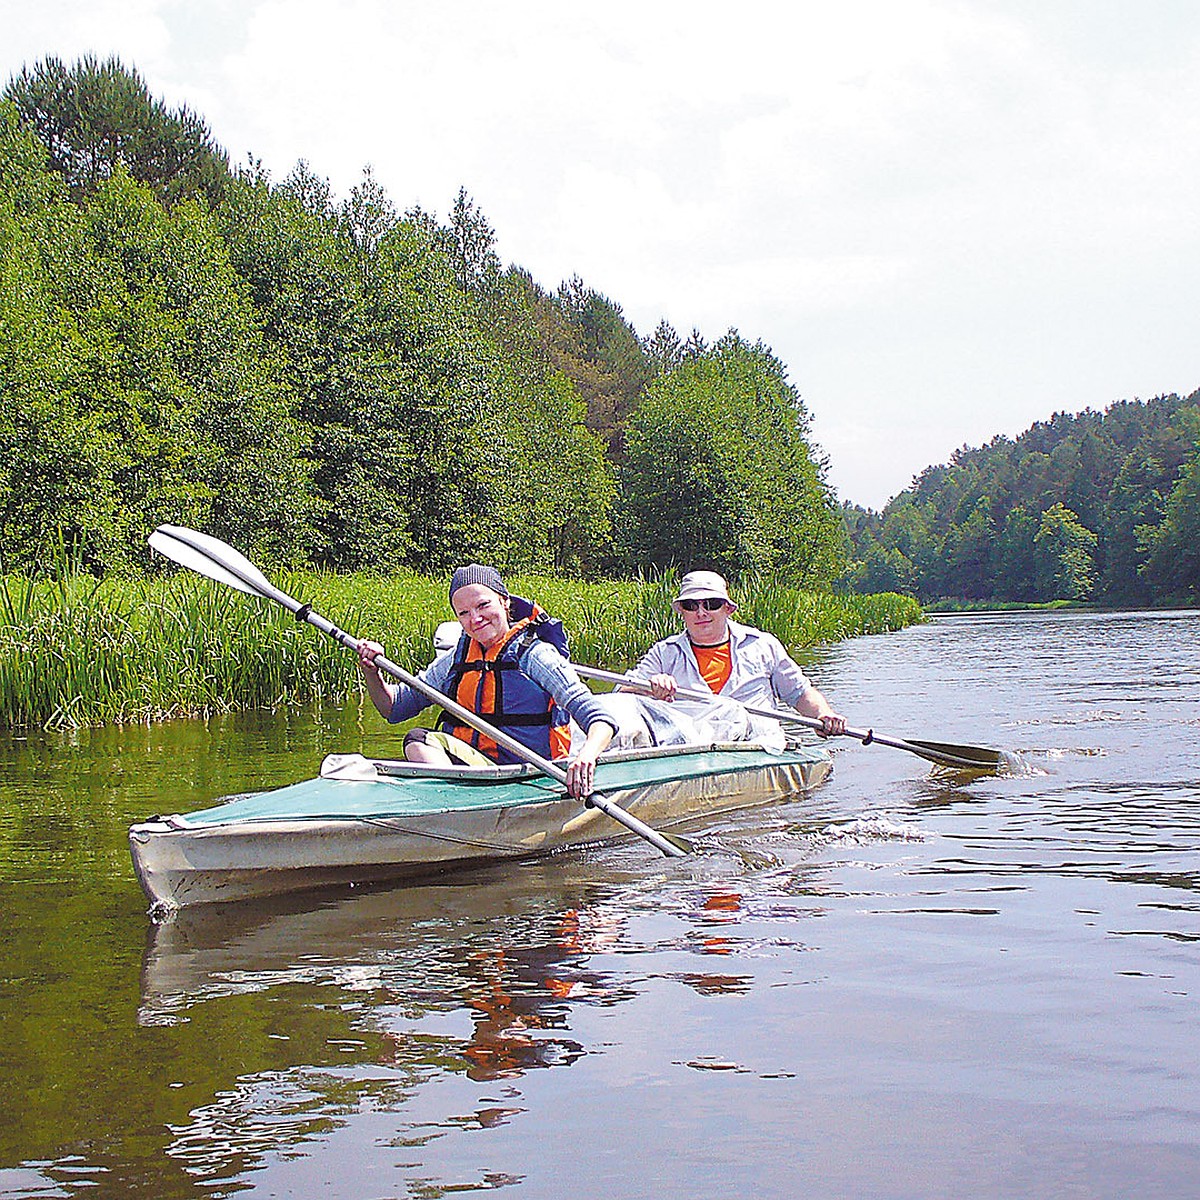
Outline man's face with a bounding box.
[676,597,731,645]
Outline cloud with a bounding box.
[4,0,1200,508]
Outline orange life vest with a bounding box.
[439,617,572,762]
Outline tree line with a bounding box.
[842,392,1200,606]
[0,55,843,589]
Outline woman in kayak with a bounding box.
[357,564,616,799]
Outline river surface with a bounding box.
[0,609,1197,1199]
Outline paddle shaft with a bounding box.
[574,664,1001,772]
[149,526,687,857]
[575,662,861,737]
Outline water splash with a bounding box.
[997,749,1041,776]
[817,815,925,847]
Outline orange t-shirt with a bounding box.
[691,640,732,694]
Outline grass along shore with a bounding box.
[1,569,923,730]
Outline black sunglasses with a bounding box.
[679,597,727,612]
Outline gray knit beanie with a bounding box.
[448,564,508,601]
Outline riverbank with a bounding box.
[924,598,1079,613]
[0,570,921,729]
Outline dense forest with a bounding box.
[5,57,1197,610]
[0,55,842,586]
[842,392,1200,606]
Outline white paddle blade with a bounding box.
[149,525,273,597]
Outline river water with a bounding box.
[0,609,1197,1199]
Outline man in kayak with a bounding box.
[357,564,616,799]
[631,570,847,740]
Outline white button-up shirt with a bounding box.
[630,619,814,710]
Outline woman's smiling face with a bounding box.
[451,583,511,649]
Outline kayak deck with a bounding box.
[169,744,815,825]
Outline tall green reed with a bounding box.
[0,568,922,729]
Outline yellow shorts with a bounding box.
[403,727,491,767]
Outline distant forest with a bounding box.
[842,392,1200,606]
[0,55,842,587]
[4,57,1196,608]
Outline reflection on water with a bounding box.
[2,610,1200,1198]
[139,863,635,1086]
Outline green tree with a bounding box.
[218,166,392,566]
[1139,409,1200,602]
[218,171,616,574]
[1033,503,1097,600]
[448,186,501,297]
[471,360,616,573]
[620,332,842,586]
[853,543,916,594]
[846,392,1200,604]
[515,276,653,460]
[341,165,398,271]
[5,55,230,206]
[877,498,941,600]
[1101,453,1167,605]
[82,170,314,565]
[993,504,1041,602]
[643,319,685,376]
[0,105,110,568]
[1,104,313,571]
[559,279,651,450]
[942,497,995,600]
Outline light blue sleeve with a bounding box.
[630,641,665,681]
[630,636,684,682]
[386,653,456,724]
[764,634,813,708]
[521,643,619,734]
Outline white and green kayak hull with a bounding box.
[129,742,832,913]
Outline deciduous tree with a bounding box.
[1034,503,1097,600]
[621,332,841,586]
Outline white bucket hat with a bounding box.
[673,570,737,611]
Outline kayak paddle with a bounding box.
[574,663,1005,773]
[148,524,690,858]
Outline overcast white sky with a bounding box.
[4,0,1199,509]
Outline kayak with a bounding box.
[128,741,832,913]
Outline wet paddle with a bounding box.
[574,663,1005,773]
[148,525,689,858]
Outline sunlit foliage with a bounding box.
[842,394,1200,605]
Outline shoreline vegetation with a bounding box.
[1,570,922,730]
[842,394,1200,607]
